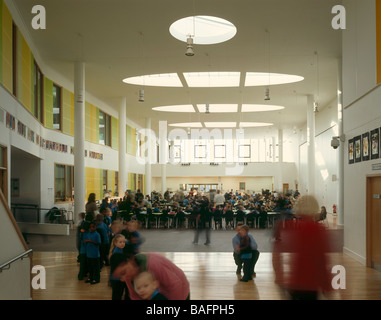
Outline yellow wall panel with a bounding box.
[70,92,75,136]
[2,1,12,92]
[21,34,32,111]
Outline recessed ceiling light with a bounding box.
[123,73,182,87]
[168,122,203,128]
[204,122,237,128]
[197,104,238,113]
[241,104,285,112]
[152,105,196,112]
[184,72,240,87]
[244,72,304,86]
[239,122,274,127]
[169,16,237,45]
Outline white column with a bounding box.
[74,62,86,223]
[118,97,127,199]
[307,94,316,195]
[145,118,152,196]
[277,128,284,192]
[337,59,344,226]
[159,120,167,194]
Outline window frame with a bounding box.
[54,163,74,203]
[33,60,44,124]
[52,83,62,131]
[99,110,112,147]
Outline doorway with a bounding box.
[282,183,289,195]
[366,176,381,271]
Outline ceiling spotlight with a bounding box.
[264,87,270,101]
[185,36,195,56]
[205,103,210,114]
[139,89,144,102]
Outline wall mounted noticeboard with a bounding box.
[371,128,379,160]
[354,135,362,163]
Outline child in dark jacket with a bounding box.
[84,221,101,284]
[236,225,253,282]
[109,234,130,300]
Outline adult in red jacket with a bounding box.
[272,195,332,300]
[111,252,190,300]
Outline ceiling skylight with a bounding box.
[168,122,203,128]
[204,122,237,128]
[241,104,285,112]
[244,72,304,86]
[196,104,238,113]
[239,122,274,127]
[152,105,196,112]
[184,72,240,87]
[122,73,182,87]
[169,16,237,44]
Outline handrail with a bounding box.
[0,249,33,272]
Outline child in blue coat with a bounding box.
[84,221,101,284]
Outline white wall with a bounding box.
[298,97,339,210]
[341,0,380,264]
[151,162,298,194]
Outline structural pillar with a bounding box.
[159,120,167,194]
[74,62,86,223]
[337,59,344,226]
[145,118,152,197]
[307,94,316,195]
[118,97,127,199]
[277,128,284,193]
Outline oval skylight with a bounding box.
[241,104,285,112]
[245,72,304,86]
[122,73,182,87]
[152,105,196,112]
[239,122,274,128]
[168,122,203,128]
[169,16,237,44]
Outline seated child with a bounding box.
[133,271,168,300]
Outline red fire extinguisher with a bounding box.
[333,204,337,214]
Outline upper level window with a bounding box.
[53,84,62,130]
[99,110,111,146]
[33,61,44,123]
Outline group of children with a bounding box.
[77,210,168,300]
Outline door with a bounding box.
[367,176,381,270]
[282,183,289,195]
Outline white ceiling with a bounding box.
[12,0,342,133]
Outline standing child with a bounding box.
[96,214,111,268]
[109,234,130,300]
[84,221,101,284]
[133,271,168,300]
[77,220,89,280]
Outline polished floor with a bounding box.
[30,214,381,300]
[31,251,381,300]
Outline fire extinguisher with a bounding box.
[333,204,337,214]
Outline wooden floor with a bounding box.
[30,214,381,300]
[31,251,381,300]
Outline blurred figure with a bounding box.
[272,195,332,300]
